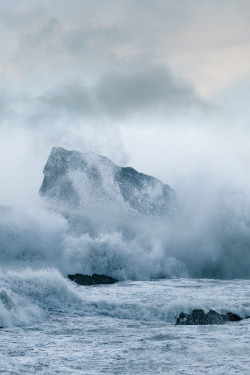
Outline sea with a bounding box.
[0,271,249,374]
[1,152,250,374]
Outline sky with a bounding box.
[1,0,250,205]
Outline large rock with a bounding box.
[176,309,242,325]
[67,273,118,285]
[40,147,176,216]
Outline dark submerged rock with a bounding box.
[176,309,243,325]
[225,312,243,322]
[67,273,118,285]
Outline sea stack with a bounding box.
[40,147,176,217]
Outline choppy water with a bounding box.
[0,276,249,374]
[1,148,250,374]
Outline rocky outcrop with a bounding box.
[176,309,242,325]
[40,147,176,216]
[67,273,118,285]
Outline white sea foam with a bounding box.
[0,268,83,327]
[1,268,249,327]
[1,184,250,282]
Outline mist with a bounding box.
[1,116,250,280]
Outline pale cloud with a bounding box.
[1,0,249,101]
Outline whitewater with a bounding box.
[0,274,249,374]
[0,147,250,374]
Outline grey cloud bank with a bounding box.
[0,63,208,131]
[39,64,206,121]
[1,0,250,97]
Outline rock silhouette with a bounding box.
[176,309,242,325]
[67,273,118,285]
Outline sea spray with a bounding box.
[1,147,250,290]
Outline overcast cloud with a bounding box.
[1,0,250,98]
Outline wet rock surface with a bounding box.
[40,147,176,216]
[176,309,243,325]
[67,273,118,285]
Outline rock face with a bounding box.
[176,309,242,325]
[40,147,176,216]
[67,273,118,285]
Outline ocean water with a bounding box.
[0,273,249,374]
[1,149,250,374]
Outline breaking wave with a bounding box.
[1,185,250,282]
[1,270,249,328]
[1,147,250,327]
